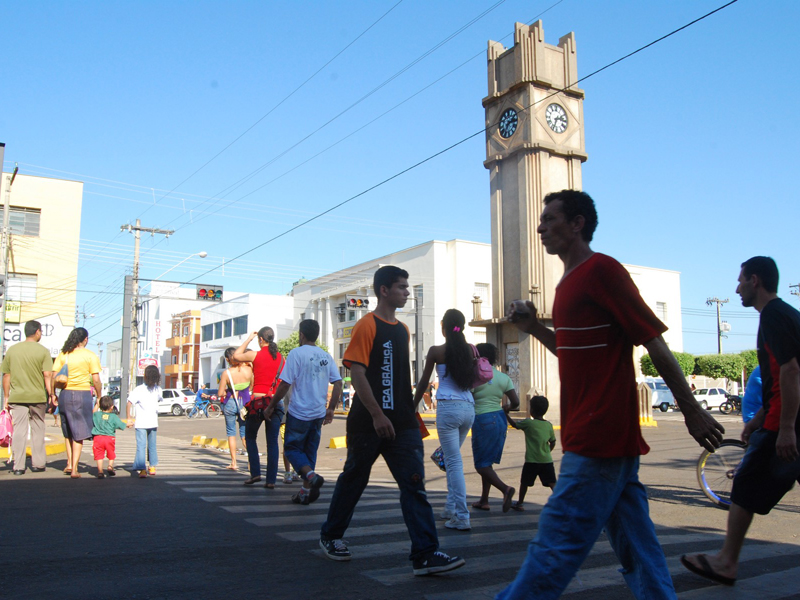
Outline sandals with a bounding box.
[244,476,262,485]
[63,467,72,475]
[264,483,275,489]
[511,501,524,511]
[225,465,237,471]
[96,472,105,479]
[502,487,516,513]
[471,501,491,511]
[107,468,116,477]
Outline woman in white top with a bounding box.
[127,365,160,478]
[414,309,476,531]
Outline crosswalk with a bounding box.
[106,436,800,599]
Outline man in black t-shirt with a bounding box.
[682,257,800,586]
[319,266,465,576]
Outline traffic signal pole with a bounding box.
[0,143,18,369]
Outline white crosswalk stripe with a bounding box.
[139,441,800,598]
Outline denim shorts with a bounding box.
[223,400,246,438]
[471,410,507,468]
[731,428,800,515]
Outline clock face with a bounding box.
[498,108,518,139]
[545,103,568,134]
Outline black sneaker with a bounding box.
[319,538,351,561]
[307,473,324,503]
[412,551,465,576]
[291,491,310,505]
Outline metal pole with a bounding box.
[716,301,722,354]
[120,275,133,419]
[1,151,17,364]
[129,219,141,395]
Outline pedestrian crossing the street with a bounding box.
[111,437,800,599]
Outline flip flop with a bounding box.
[680,554,736,586]
[107,468,116,477]
[244,476,262,485]
[471,502,490,511]
[502,487,516,513]
[511,501,525,511]
[225,465,237,470]
[63,468,72,475]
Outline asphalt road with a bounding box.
[2,410,799,600]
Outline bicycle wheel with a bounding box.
[186,406,199,419]
[696,439,747,509]
[206,403,221,418]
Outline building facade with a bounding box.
[164,310,201,389]
[0,172,81,356]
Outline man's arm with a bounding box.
[232,332,259,363]
[507,300,557,355]
[43,370,53,399]
[776,357,800,461]
[2,373,10,404]
[265,381,291,419]
[350,363,395,440]
[325,380,343,424]
[412,348,437,410]
[644,335,724,451]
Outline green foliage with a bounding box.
[277,331,329,356]
[739,349,759,377]
[694,353,746,381]
[639,350,696,377]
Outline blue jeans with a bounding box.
[133,428,158,470]
[496,452,675,600]
[245,402,284,483]
[436,400,475,521]
[283,412,324,476]
[321,427,439,561]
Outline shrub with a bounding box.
[640,350,696,377]
[694,353,745,381]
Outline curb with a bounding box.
[0,438,67,458]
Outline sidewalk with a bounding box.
[0,421,67,459]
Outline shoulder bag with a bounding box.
[54,354,69,390]
[227,369,247,421]
[471,344,493,388]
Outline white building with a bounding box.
[291,239,493,383]
[198,293,294,387]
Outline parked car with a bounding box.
[692,387,729,411]
[645,378,676,412]
[158,388,196,416]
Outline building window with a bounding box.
[9,207,41,237]
[472,329,487,344]
[338,343,344,359]
[214,322,222,339]
[413,284,424,308]
[233,315,248,335]
[182,353,189,364]
[7,273,37,302]
[202,324,213,341]
[337,309,345,323]
[172,355,177,365]
[474,283,491,316]
[300,312,306,321]
[183,325,189,336]
[656,302,667,322]
[224,319,232,337]
[348,310,355,321]
[172,325,179,337]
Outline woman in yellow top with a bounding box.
[52,327,102,478]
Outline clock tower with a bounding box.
[473,21,587,414]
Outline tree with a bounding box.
[277,331,329,356]
[640,350,695,377]
[694,354,745,381]
[739,349,759,377]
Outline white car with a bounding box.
[692,387,728,411]
[158,388,196,416]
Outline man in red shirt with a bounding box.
[682,257,800,586]
[497,190,724,600]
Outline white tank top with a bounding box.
[435,364,474,402]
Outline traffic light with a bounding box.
[196,285,223,301]
[346,296,370,309]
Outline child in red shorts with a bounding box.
[91,395,127,478]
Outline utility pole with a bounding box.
[706,296,729,354]
[120,220,173,396]
[0,143,19,365]
[790,284,799,304]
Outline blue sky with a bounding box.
[1,0,797,356]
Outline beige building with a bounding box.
[1,172,81,355]
[164,310,202,389]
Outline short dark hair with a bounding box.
[299,319,320,343]
[741,256,779,293]
[24,320,42,337]
[476,342,497,366]
[530,395,549,418]
[143,365,160,389]
[543,189,598,242]
[99,395,115,411]
[373,265,409,302]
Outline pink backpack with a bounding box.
[471,345,494,388]
[0,408,12,448]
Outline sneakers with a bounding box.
[307,472,324,503]
[444,517,471,531]
[413,551,466,576]
[291,490,310,505]
[439,509,454,520]
[283,470,293,484]
[320,538,351,561]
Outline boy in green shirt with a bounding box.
[91,395,127,478]
[506,395,557,510]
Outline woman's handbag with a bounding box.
[430,446,446,472]
[0,408,13,447]
[226,369,247,421]
[54,356,69,390]
[471,345,493,388]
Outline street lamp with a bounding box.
[151,251,208,281]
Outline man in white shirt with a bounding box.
[265,320,342,505]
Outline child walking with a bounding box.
[506,395,557,510]
[127,365,160,478]
[91,395,126,478]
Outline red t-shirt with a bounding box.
[553,253,667,457]
[252,346,282,395]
